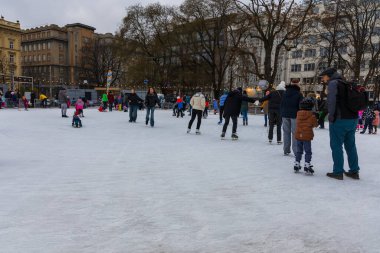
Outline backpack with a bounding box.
[338,80,368,113]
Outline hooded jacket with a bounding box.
[190,92,206,111]
[281,85,303,118]
[295,110,318,141]
[223,90,256,117]
[102,94,108,102]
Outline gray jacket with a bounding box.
[58,90,68,103]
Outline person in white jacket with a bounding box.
[187,91,206,134]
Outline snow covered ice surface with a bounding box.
[0,108,380,253]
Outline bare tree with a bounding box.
[235,0,314,85]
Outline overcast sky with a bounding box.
[1,0,181,34]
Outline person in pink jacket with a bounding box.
[75,98,85,117]
[373,109,380,134]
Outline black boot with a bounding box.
[326,173,343,180]
[344,171,360,180]
[231,133,238,140]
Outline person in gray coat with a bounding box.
[58,89,69,118]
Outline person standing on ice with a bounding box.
[281,79,303,155]
[259,82,285,144]
[101,93,108,111]
[187,90,206,134]
[108,91,115,112]
[145,87,160,127]
[58,89,69,118]
[321,68,360,180]
[221,87,256,140]
[293,97,318,174]
[128,89,143,123]
[75,98,84,117]
[261,90,270,127]
[218,91,228,125]
[241,90,249,126]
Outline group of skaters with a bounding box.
[185,68,372,181]
[173,95,210,119]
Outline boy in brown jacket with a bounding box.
[294,97,318,174]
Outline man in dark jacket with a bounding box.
[322,68,360,180]
[145,88,161,127]
[259,82,286,144]
[221,87,256,140]
[128,89,144,123]
[281,79,303,155]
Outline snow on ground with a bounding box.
[0,108,379,253]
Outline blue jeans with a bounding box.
[282,118,297,154]
[329,119,360,174]
[129,105,139,122]
[241,110,248,122]
[146,107,155,126]
[296,140,312,163]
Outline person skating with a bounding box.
[39,93,48,108]
[293,98,318,174]
[101,93,108,111]
[360,106,376,134]
[261,91,270,127]
[321,68,361,180]
[128,89,143,122]
[176,96,184,118]
[241,90,249,126]
[213,98,219,115]
[317,97,328,129]
[218,91,228,125]
[72,111,82,128]
[145,87,161,127]
[259,82,285,144]
[221,87,256,140]
[108,91,115,112]
[22,96,29,111]
[58,89,69,117]
[75,98,85,117]
[281,79,303,155]
[373,108,379,134]
[187,90,206,134]
[203,98,209,118]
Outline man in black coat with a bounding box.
[221,87,256,140]
[259,82,286,143]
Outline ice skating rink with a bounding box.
[1,108,379,253]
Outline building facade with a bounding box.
[21,23,96,95]
[0,17,22,90]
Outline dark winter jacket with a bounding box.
[327,72,358,122]
[241,95,249,112]
[362,107,375,121]
[223,90,256,117]
[145,93,160,108]
[108,94,115,104]
[128,93,143,106]
[281,85,303,118]
[259,90,284,112]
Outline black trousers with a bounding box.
[188,109,202,130]
[219,106,224,122]
[222,114,238,133]
[268,111,282,141]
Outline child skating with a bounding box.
[294,98,318,174]
[72,111,83,128]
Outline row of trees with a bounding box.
[97,0,380,98]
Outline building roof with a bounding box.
[65,23,96,31]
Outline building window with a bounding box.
[38,55,41,62]
[47,54,51,61]
[42,54,46,61]
[47,42,51,49]
[38,43,41,50]
[291,64,302,72]
[23,56,27,63]
[304,63,316,71]
[59,54,64,63]
[292,50,303,59]
[29,45,32,51]
[305,49,316,58]
[29,55,32,62]
[33,44,37,51]
[43,43,46,50]
[10,41,14,49]
[59,43,63,51]
[320,47,329,57]
[9,54,15,63]
[33,55,37,62]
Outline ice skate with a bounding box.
[304,163,314,175]
[187,128,191,134]
[231,133,238,140]
[294,161,301,173]
[221,132,226,139]
[196,129,201,135]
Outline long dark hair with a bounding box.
[147,87,156,95]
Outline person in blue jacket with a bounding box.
[218,91,228,125]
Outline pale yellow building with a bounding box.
[0,17,22,88]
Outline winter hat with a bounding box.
[319,68,337,78]
[291,79,301,86]
[276,81,286,91]
[299,97,314,111]
[177,96,180,99]
[237,87,243,93]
